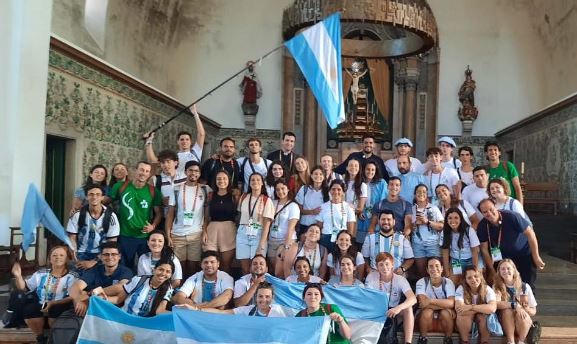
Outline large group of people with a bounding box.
[11,106,545,344]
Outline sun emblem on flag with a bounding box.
[121,331,135,343]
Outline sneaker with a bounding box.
[443,336,453,344]
[417,336,428,344]
[527,320,542,344]
[36,335,46,344]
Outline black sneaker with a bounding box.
[36,335,46,344]
[527,320,542,344]
[443,336,453,344]
[417,336,428,344]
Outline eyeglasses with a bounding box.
[101,253,120,257]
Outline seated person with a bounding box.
[99,258,174,316]
[296,283,352,344]
[493,259,539,344]
[415,257,456,344]
[285,257,324,284]
[362,210,414,275]
[69,242,133,316]
[315,179,356,252]
[233,254,268,307]
[365,253,416,344]
[327,255,364,288]
[327,231,365,280]
[172,251,234,310]
[181,282,292,317]
[137,230,182,287]
[286,225,328,278]
[66,184,120,271]
[11,246,77,343]
[455,266,497,344]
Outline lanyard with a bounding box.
[219,157,235,184]
[43,272,62,302]
[330,202,346,230]
[305,246,318,273]
[247,194,262,221]
[379,274,394,309]
[428,169,443,194]
[486,217,503,249]
[429,278,446,299]
[182,184,200,212]
[273,200,292,225]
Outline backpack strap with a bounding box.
[190,147,200,162]
[248,306,258,316]
[134,275,151,294]
[148,184,156,201]
[155,175,163,193]
[324,303,333,314]
[508,198,514,210]
[118,179,131,194]
[453,156,458,170]
[101,206,114,233]
[522,282,527,295]
[77,205,89,231]
[502,160,510,177]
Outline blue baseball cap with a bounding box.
[394,138,413,147]
[437,136,457,148]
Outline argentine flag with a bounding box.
[77,296,176,344]
[285,13,345,129]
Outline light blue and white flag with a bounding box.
[285,12,345,129]
[77,296,175,344]
[266,275,389,344]
[173,307,329,344]
[21,183,74,252]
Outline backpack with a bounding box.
[47,309,83,344]
[2,290,37,328]
[241,158,269,182]
[77,205,114,234]
[424,277,448,298]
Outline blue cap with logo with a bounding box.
[394,138,413,147]
[437,136,457,148]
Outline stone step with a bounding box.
[399,326,577,343]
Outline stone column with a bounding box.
[393,59,406,142]
[282,53,295,134]
[403,57,420,143]
[0,0,53,257]
[303,85,317,161]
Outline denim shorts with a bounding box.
[236,224,266,260]
[412,242,440,259]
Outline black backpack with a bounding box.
[77,205,114,234]
[47,309,83,344]
[2,290,37,328]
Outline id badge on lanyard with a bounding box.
[491,247,503,262]
[330,227,341,242]
[246,219,262,237]
[452,260,463,275]
[183,211,194,226]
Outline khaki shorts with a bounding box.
[203,221,236,252]
[172,231,202,262]
[267,239,285,258]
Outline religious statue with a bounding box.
[240,61,262,116]
[346,67,368,105]
[458,66,478,121]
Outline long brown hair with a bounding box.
[461,266,488,305]
[493,259,523,302]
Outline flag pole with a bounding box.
[145,44,285,138]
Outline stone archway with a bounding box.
[280,0,440,162]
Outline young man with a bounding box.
[415,257,456,344]
[335,135,389,182]
[424,147,460,203]
[233,254,268,307]
[201,137,242,192]
[173,251,234,309]
[109,161,163,269]
[266,131,299,174]
[67,184,120,271]
[166,160,211,276]
[145,104,205,174]
[320,153,342,184]
[438,136,461,170]
[238,138,272,192]
[397,155,426,203]
[362,210,414,274]
[69,242,133,317]
[385,138,424,177]
[461,166,490,219]
[368,177,413,236]
[151,149,187,217]
[484,141,523,203]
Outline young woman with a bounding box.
[265,161,286,199]
[285,257,324,283]
[11,246,76,343]
[237,173,274,275]
[365,253,417,344]
[436,183,479,229]
[101,258,174,317]
[440,208,481,285]
[204,170,238,274]
[343,158,368,221]
[295,165,329,241]
[326,230,365,280]
[108,162,129,188]
[357,161,387,246]
[286,225,328,278]
[71,164,108,214]
[315,179,356,252]
[411,184,444,277]
[137,230,182,287]
[327,255,364,287]
[457,146,475,187]
[493,259,538,344]
[269,178,300,278]
[289,156,310,196]
[455,266,498,344]
[297,283,352,344]
[488,178,532,223]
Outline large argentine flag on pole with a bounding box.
[285,13,345,129]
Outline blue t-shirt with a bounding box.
[80,264,133,291]
[398,172,425,204]
[477,210,531,258]
[202,279,216,303]
[373,198,412,233]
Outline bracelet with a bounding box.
[145,139,153,145]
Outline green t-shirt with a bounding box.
[487,161,520,199]
[297,303,350,344]
[109,181,162,238]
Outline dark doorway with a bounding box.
[45,135,67,224]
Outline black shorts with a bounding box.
[23,299,71,319]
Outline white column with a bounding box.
[0,0,53,247]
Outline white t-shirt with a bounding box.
[425,168,460,202]
[153,171,187,215]
[440,199,477,227]
[440,227,480,261]
[66,206,120,253]
[136,252,183,280]
[295,186,325,226]
[493,283,538,308]
[411,204,444,246]
[295,244,325,277]
[385,157,425,177]
[455,285,496,304]
[496,197,532,223]
[233,304,292,317]
[26,270,76,304]
[365,272,412,307]
[327,252,365,277]
[178,270,234,304]
[285,274,323,283]
[345,181,368,209]
[442,157,462,170]
[169,184,212,235]
[315,201,356,236]
[458,169,474,186]
[177,143,203,174]
[416,277,456,299]
[362,232,414,270]
[461,184,488,219]
[233,274,254,300]
[270,200,300,240]
[122,276,173,316]
[238,157,272,192]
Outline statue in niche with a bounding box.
[240,61,262,116]
[458,66,478,121]
[346,67,368,105]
